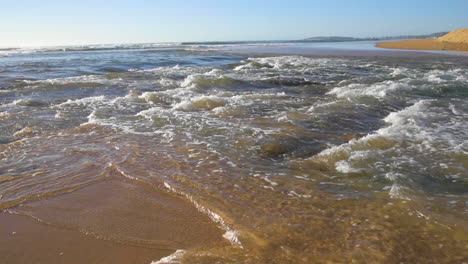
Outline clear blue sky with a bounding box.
[1,0,467,47]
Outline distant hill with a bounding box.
[304,32,449,42]
[374,32,449,40]
[439,29,468,44]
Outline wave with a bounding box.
[328,80,411,99]
[0,41,295,57]
[163,182,241,246]
[23,74,110,86]
[151,250,185,264]
[300,99,468,199]
[0,43,186,56]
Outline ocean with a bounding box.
[0,41,467,263]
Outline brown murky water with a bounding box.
[1,47,467,263]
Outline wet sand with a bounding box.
[0,177,225,264]
[0,212,173,264]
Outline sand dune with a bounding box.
[376,28,468,52]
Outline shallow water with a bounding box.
[0,43,467,263]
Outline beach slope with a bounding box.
[376,28,468,52]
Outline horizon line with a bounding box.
[0,29,454,49]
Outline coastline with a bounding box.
[376,29,468,52]
[376,38,468,52]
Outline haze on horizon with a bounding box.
[1,0,467,47]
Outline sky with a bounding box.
[1,0,467,47]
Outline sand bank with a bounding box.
[376,28,468,52]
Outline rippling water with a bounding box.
[0,43,467,263]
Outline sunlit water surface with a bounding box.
[1,42,467,263]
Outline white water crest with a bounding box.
[151,250,185,264]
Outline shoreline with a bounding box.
[376,39,468,52]
[0,177,225,264]
[376,29,468,52]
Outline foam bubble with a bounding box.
[151,250,185,264]
[55,96,107,108]
[328,80,411,99]
[309,99,468,198]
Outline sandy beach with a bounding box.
[376,28,468,52]
[0,175,225,264]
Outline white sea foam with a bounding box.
[139,92,174,105]
[235,56,348,71]
[180,69,223,88]
[328,80,411,99]
[326,65,467,101]
[424,68,467,83]
[1,43,186,57]
[390,67,406,77]
[23,75,107,85]
[231,92,288,101]
[163,182,242,246]
[0,48,38,57]
[55,95,108,108]
[151,250,185,264]
[335,160,362,173]
[311,99,468,198]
